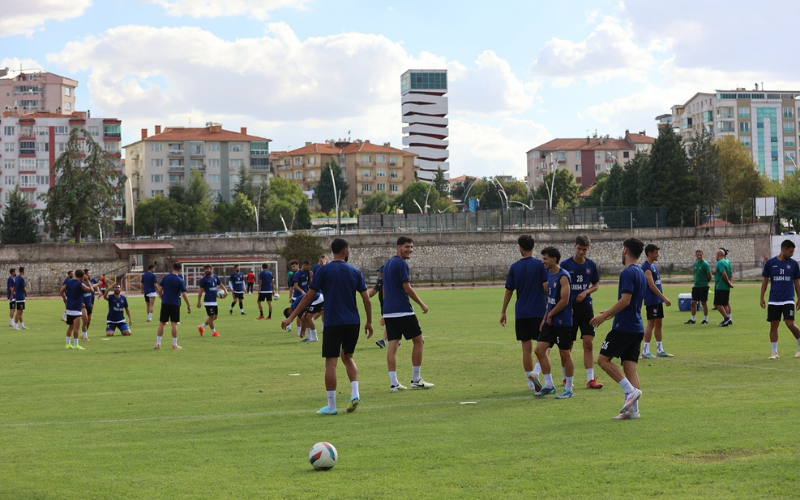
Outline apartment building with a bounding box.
[0,68,77,115]
[273,140,416,209]
[123,124,272,223]
[526,130,655,191]
[0,109,123,233]
[660,87,800,181]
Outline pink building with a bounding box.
[0,68,77,115]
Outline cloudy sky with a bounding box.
[3,0,795,179]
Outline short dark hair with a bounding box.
[719,247,729,257]
[18,267,24,273]
[8,268,14,274]
[575,235,591,246]
[262,263,268,269]
[518,235,534,251]
[283,307,292,318]
[172,262,182,271]
[782,239,796,249]
[147,264,155,271]
[75,269,85,278]
[397,236,414,246]
[624,238,645,258]
[203,264,212,270]
[289,260,299,266]
[331,238,349,255]
[540,246,561,263]
[301,260,310,267]
[645,243,660,256]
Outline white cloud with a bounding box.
[136,0,309,19]
[532,16,665,84]
[0,0,91,37]
[0,57,44,72]
[448,51,536,116]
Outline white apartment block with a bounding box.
[401,69,449,182]
[123,124,272,224]
[660,87,800,181]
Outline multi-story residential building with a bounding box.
[0,68,77,115]
[123,123,272,223]
[401,69,449,182]
[659,87,800,181]
[274,140,416,209]
[527,130,655,191]
[0,109,123,234]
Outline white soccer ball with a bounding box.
[216,289,226,299]
[309,442,338,470]
[274,293,280,300]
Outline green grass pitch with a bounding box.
[2,283,800,499]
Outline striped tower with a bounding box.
[400,69,449,182]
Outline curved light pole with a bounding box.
[255,182,264,233]
[329,165,340,235]
[461,178,479,211]
[508,200,532,210]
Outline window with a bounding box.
[208,142,220,152]
[250,141,269,155]
[3,160,14,170]
[229,143,243,152]
[376,155,386,163]
[623,151,630,158]
[19,175,36,188]
[389,156,397,165]
[739,107,750,119]
[36,159,48,170]
[575,152,581,159]
[150,143,163,152]
[294,157,302,165]
[4,126,15,136]
[168,143,183,153]
[151,174,164,183]
[376,168,386,177]
[362,183,372,192]
[56,142,67,153]
[361,155,371,164]
[4,176,15,185]
[54,126,68,135]
[575,164,581,172]
[208,159,220,168]
[169,159,183,167]
[189,141,204,155]
[785,121,795,133]
[150,159,163,167]
[36,142,49,152]
[151,190,164,196]
[389,184,399,192]
[19,158,35,170]
[786,151,796,162]
[190,159,204,168]
[362,169,371,178]
[64,102,71,111]
[229,159,244,168]
[377,183,386,191]
[389,170,398,178]
[86,126,98,137]
[595,164,601,171]
[739,122,750,133]
[65,87,71,96]
[169,175,182,185]
[294,171,302,179]
[35,126,48,136]
[208,174,220,182]
[36,175,48,186]
[306,157,316,165]
[595,152,601,159]
[105,142,120,154]
[306,171,316,179]
[4,143,15,152]
[785,137,796,148]
[784,107,795,119]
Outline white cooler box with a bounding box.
[678,293,702,312]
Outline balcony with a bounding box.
[388,174,405,181]
[250,164,271,171]
[167,149,184,156]
[357,175,373,181]
[168,165,186,173]
[304,176,317,182]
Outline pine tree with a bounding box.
[1,187,39,244]
[643,126,697,226]
[314,159,348,213]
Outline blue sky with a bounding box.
[4,0,797,179]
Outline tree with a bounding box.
[314,159,348,213]
[269,177,307,208]
[1,187,39,244]
[362,191,391,214]
[215,193,255,231]
[534,169,580,208]
[295,200,312,230]
[778,173,800,230]
[688,128,722,220]
[264,199,296,231]
[399,181,439,213]
[134,195,181,236]
[603,163,624,208]
[717,135,766,223]
[432,167,449,197]
[234,165,258,203]
[641,125,697,226]
[279,234,324,272]
[41,128,125,242]
[619,154,645,207]
[181,169,215,233]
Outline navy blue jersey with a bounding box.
[612,265,646,334]
[64,279,85,313]
[641,260,663,306]
[292,270,310,297]
[229,272,246,293]
[505,256,548,319]
[198,274,222,305]
[7,276,14,300]
[142,272,158,295]
[545,268,573,327]
[82,280,95,306]
[560,257,599,307]
[763,256,800,304]
[106,293,129,323]
[13,275,25,302]
[373,278,384,310]
[258,270,273,292]
[382,255,414,316]
[308,261,366,326]
[159,273,186,306]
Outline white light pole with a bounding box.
[127,175,135,237]
[548,152,557,210]
[255,182,264,233]
[329,165,340,235]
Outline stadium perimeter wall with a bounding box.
[0,223,771,296]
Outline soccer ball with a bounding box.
[216,289,226,299]
[309,442,338,470]
[274,293,280,300]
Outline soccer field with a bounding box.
[2,284,799,499]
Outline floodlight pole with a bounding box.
[329,165,340,235]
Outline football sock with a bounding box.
[796,338,800,348]
[82,330,87,338]
[172,337,178,347]
[147,313,152,321]
[200,323,206,329]
[311,329,318,341]
[586,368,594,382]
[619,378,635,394]
[326,391,336,410]
[642,342,650,354]
[66,336,71,345]
[240,309,244,313]
[565,376,573,390]
[656,341,663,352]
[212,329,217,335]
[561,366,566,380]
[156,335,162,345]
[350,381,359,399]
[525,371,534,388]
[20,323,25,328]
[704,315,708,321]
[73,338,79,346]
[543,373,554,389]
[389,371,399,386]
[690,314,695,321]
[533,363,542,376]
[771,342,778,354]
[412,366,421,382]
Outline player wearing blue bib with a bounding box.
[13,267,27,330]
[228,264,247,315]
[641,244,673,359]
[760,239,800,359]
[80,269,99,341]
[281,238,373,416]
[560,236,603,389]
[7,268,15,327]
[533,247,575,400]
[283,292,324,341]
[591,238,647,420]
[155,262,191,350]
[382,236,433,392]
[499,235,548,391]
[197,264,228,338]
[257,263,275,320]
[103,283,133,337]
[142,265,158,322]
[59,269,94,349]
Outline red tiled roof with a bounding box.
[532,132,656,152]
[143,126,270,142]
[625,132,655,144]
[285,143,341,155]
[341,140,415,156]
